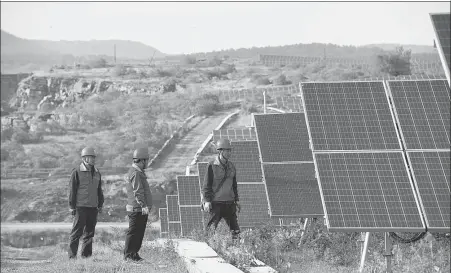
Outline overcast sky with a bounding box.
[1,1,449,54]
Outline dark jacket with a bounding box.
[202,156,239,203]
[68,163,104,209]
[125,164,152,212]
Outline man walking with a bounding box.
[123,148,152,262]
[68,147,104,259]
[202,138,241,239]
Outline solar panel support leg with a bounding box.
[384,232,394,273]
[358,232,370,273]
[300,218,309,238]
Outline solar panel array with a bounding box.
[274,96,303,112]
[215,85,299,102]
[314,152,425,231]
[301,79,450,232]
[387,80,450,150]
[254,113,313,162]
[230,141,263,182]
[301,81,401,151]
[407,151,450,232]
[180,206,204,236]
[262,163,324,217]
[354,74,446,81]
[212,128,257,142]
[430,13,451,83]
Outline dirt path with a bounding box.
[146,110,235,183]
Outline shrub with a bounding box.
[182,55,196,65]
[254,76,271,85]
[111,64,126,77]
[372,46,411,76]
[88,58,107,68]
[273,74,291,85]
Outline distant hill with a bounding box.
[1,29,166,73]
[363,43,437,54]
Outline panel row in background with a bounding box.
[212,84,300,102]
[299,79,450,232]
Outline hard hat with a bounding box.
[81,147,96,157]
[216,138,232,150]
[133,148,149,159]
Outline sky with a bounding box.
[1,1,450,54]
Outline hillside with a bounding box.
[1,29,166,73]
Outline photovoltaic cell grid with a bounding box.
[254,113,313,162]
[180,206,204,236]
[301,81,401,151]
[177,176,202,206]
[262,163,324,217]
[230,141,263,182]
[315,152,424,231]
[166,195,181,222]
[237,183,271,227]
[430,13,450,79]
[275,96,303,112]
[169,222,182,236]
[407,151,450,232]
[387,80,450,150]
[159,208,169,234]
[212,128,257,142]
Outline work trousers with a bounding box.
[206,201,240,237]
[124,212,148,259]
[68,207,98,258]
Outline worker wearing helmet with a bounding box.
[123,148,152,262]
[68,147,104,259]
[202,138,241,239]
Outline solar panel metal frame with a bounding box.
[406,150,450,232]
[313,151,426,232]
[385,79,450,150]
[236,182,271,227]
[177,175,202,206]
[230,140,263,183]
[430,12,451,85]
[261,162,324,217]
[159,208,169,235]
[179,206,205,236]
[166,195,181,223]
[299,81,403,152]
[253,112,314,163]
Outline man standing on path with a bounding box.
[68,147,104,259]
[123,148,152,262]
[202,138,241,239]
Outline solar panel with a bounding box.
[159,208,169,234]
[301,81,401,151]
[315,152,425,231]
[168,222,182,236]
[262,163,323,217]
[275,96,303,112]
[237,183,271,227]
[180,206,204,236]
[166,195,181,222]
[230,141,262,182]
[407,151,450,232]
[430,13,450,84]
[212,128,257,142]
[254,113,313,162]
[177,175,202,206]
[387,80,450,150]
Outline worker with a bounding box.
[68,147,104,259]
[123,148,152,262]
[202,138,241,239]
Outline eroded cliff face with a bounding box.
[9,76,114,110]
